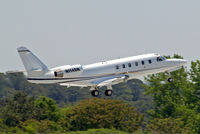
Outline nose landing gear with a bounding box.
[168,77,173,82]
[166,71,174,83]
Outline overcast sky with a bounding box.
[0,0,200,72]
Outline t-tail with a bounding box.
[17,46,49,77]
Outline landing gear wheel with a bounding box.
[105,89,112,96]
[168,77,173,82]
[91,90,99,97]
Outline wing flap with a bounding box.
[59,83,88,88]
[96,75,129,87]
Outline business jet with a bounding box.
[17,46,187,97]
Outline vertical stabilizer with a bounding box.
[17,46,48,77]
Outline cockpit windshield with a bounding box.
[157,56,166,62]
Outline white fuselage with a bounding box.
[27,53,187,87]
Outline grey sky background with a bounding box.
[0,0,200,72]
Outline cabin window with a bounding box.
[135,62,138,66]
[128,63,131,67]
[116,65,119,69]
[149,60,152,64]
[122,64,126,68]
[142,61,145,65]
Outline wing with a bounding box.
[59,75,130,88]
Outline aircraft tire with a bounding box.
[91,90,99,97]
[105,89,112,96]
[168,77,173,82]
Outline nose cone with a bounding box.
[175,59,187,66]
[166,59,187,67]
[180,59,187,65]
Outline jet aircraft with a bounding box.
[17,47,187,97]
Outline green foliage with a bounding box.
[20,119,40,134]
[19,119,64,133]
[0,93,144,133]
[6,72,27,90]
[146,118,191,134]
[0,73,16,98]
[62,98,143,133]
[34,96,61,122]
[144,67,189,118]
[175,105,200,133]
[163,54,183,60]
[0,119,9,132]
[189,60,200,104]
[144,55,200,134]
[112,79,153,114]
[66,128,129,134]
[0,92,36,127]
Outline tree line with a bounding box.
[0,92,143,133]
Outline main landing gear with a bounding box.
[90,87,113,97]
[91,89,99,97]
[105,89,112,96]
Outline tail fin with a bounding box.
[17,46,48,77]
